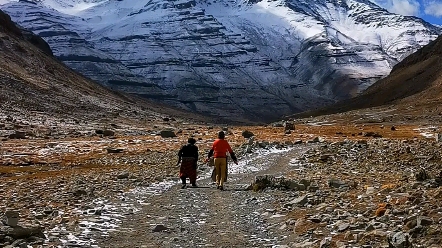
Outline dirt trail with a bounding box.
[97,146,311,248]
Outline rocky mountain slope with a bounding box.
[0,8,212,129]
[292,33,442,123]
[1,0,440,122]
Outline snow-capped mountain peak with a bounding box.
[1,0,440,122]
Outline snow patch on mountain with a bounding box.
[0,0,440,122]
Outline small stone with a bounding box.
[160,130,176,138]
[366,187,375,194]
[388,232,411,248]
[152,224,168,232]
[338,223,350,232]
[308,185,319,192]
[117,172,130,179]
[103,130,115,136]
[241,130,254,139]
[8,131,26,139]
[319,237,332,248]
[365,224,375,231]
[417,216,433,226]
[72,189,87,197]
[405,219,417,230]
[328,179,347,188]
[107,148,124,153]
[3,211,19,227]
[299,179,311,188]
[289,195,308,206]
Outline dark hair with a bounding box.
[218,131,225,139]
[188,137,196,144]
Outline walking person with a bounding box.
[207,131,238,190]
[177,137,199,189]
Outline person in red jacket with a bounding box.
[207,131,238,190]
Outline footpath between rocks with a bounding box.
[2,128,442,247]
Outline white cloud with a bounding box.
[423,1,442,17]
[372,0,421,16]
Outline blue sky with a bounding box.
[372,0,442,25]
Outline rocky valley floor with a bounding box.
[1,116,442,248]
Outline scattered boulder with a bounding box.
[117,172,130,179]
[102,130,115,137]
[319,237,331,248]
[1,225,45,239]
[152,224,168,232]
[417,216,433,226]
[272,122,284,127]
[242,130,254,139]
[288,195,308,206]
[3,211,19,227]
[160,130,176,138]
[251,175,309,191]
[72,189,87,197]
[106,148,124,154]
[95,130,104,135]
[284,121,295,131]
[363,132,383,138]
[415,168,430,181]
[8,131,26,139]
[387,232,412,248]
[312,137,323,143]
[328,179,347,188]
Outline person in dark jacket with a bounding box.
[207,131,238,190]
[177,137,199,188]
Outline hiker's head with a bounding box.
[218,131,225,139]
[188,137,196,144]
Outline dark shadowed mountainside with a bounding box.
[0,9,219,125]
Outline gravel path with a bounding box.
[97,146,311,248]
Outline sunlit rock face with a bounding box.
[2,0,440,122]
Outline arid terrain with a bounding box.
[2,121,442,247]
[1,7,442,248]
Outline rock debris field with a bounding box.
[1,116,442,248]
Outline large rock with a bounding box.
[102,130,115,137]
[242,130,254,139]
[251,175,307,191]
[0,226,45,239]
[152,224,168,232]
[328,179,347,188]
[387,232,412,248]
[3,211,19,227]
[8,131,26,139]
[288,195,308,206]
[284,121,295,131]
[160,130,176,138]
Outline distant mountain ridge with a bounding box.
[0,8,207,126]
[290,34,442,121]
[1,0,441,122]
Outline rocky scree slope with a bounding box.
[0,9,211,127]
[291,34,442,122]
[1,0,441,122]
